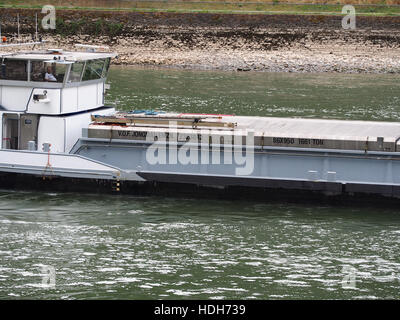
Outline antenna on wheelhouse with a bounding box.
[17,13,20,42]
[0,11,45,48]
[35,13,38,41]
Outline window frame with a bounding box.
[102,58,111,78]
[81,59,107,82]
[67,61,86,84]
[28,59,72,84]
[0,58,29,82]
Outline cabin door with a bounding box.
[2,113,19,150]
[19,114,39,150]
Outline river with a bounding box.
[1,67,400,299]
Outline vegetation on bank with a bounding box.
[1,0,400,16]
[54,17,124,36]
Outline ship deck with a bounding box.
[89,112,400,152]
[229,116,400,140]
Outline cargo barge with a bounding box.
[1,45,400,203]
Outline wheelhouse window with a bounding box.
[0,59,28,81]
[31,61,67,83]
[67,61,85,82]
[102,58,111,78]
[82,59,106,81]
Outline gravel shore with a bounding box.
[49,31,400,74]
[110,34,400,73]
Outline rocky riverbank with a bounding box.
[1,9,400,73]
[48,34,400,74]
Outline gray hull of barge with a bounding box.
[70,137,400,199]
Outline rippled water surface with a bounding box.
[106,67,400,121]
[1,67,400,299]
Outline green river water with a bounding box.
[1,67,400,299]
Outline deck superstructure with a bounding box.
[0,44,119,179]
[0,46,116,152]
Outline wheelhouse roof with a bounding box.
[0,50,117,61]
